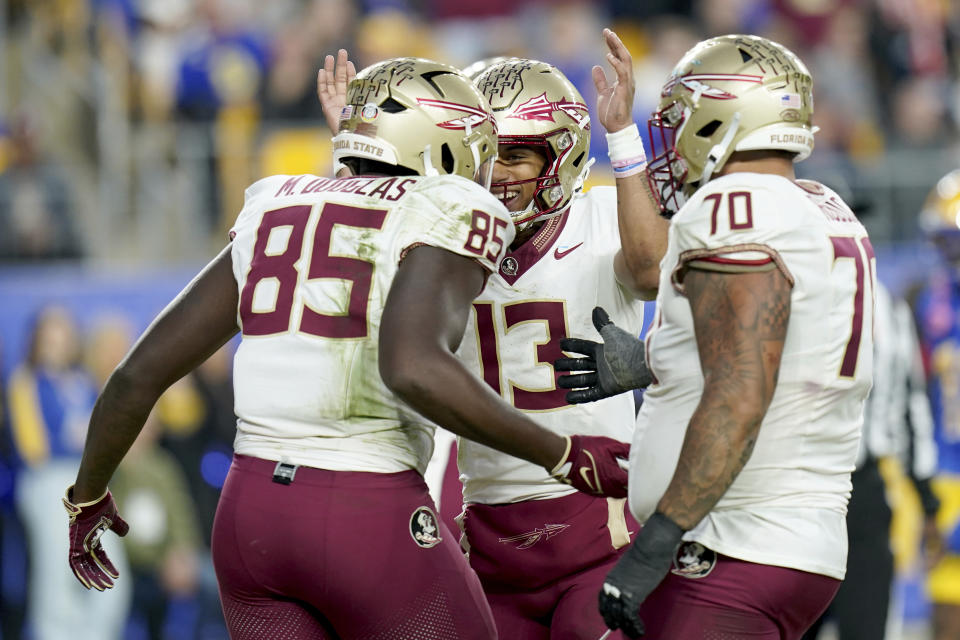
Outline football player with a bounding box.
[915,169,960,640]
[62,58,631,640]
[559,35,876,638]
[317,29,666,639]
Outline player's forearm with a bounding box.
[74,248,240,502]
[379,247,565,468]
[384,349,566,470]
[605,120,668,299]
[614,171,668,299]
[652,271,776,510]
[655,389,765,530]
[73,367,163,502]
[659,268,790,529]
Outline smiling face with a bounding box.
[475,59,591,228]
[490,144,548,213]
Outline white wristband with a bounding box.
[606,123,647,178]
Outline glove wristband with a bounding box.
[63,485,110,510]
[549,435,573,477]
[606,124,647,177]
[639,512,686,555]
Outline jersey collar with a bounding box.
[497,209,570,285]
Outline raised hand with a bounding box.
[64,486,129,590]
[317,48,357,134]
[592,28,636,134]
[549,434,630,498]
[555,306,653,404]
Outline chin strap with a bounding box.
[422,144,440,177]
[699,111,741,187]
[573,156,596,193]
[511,199,541,232]
[463,120,484,180]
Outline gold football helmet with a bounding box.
[333,57,498,187]
[648,35,815,213]
[475,59,591,227]
[462,56,517,81]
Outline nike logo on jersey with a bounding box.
[554,243,583,259]
[498,524,570,549]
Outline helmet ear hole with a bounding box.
[420,69,454,97]
[696,120,722,138]
[381,98,407,113]
[572,151,585,167]
[441,143,455,173]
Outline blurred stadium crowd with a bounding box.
[0,0,958,638]
[0,0,957,264]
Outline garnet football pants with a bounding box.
[212,454,496,640]
[462,491,636,639]
[639,551,840,639]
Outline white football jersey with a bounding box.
[229,173,515,475]
[456,186,645,504]
[630,174,874,580]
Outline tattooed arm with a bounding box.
[655,265,791,530]
[597,263,791,635]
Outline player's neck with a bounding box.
[716,151,795,181]
[511,221,546,250]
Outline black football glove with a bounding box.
[598,512,685,638]
[555,306,653,404]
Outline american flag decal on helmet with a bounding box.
[662,73,763,99]
[416,98,496,131]
[507,92,589,125]
[780,93,802,108]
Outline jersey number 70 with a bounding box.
[707,191,876,378]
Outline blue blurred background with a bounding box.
[0,0,957,638]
